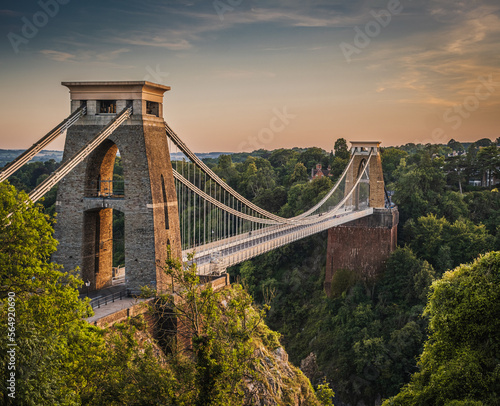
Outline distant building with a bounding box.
[446,151,466,158]
[311,163,332,180]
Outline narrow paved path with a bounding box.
[86,297,146,324]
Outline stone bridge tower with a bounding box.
[53,81,181,294]
[324,141,399,297]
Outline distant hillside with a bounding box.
[170,151,231,161]
[0,150,231,168]
[0,149,64,168]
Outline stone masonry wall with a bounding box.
[324,208,399,297]
[53,117,181,294]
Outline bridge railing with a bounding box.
[89,288,128,309]
[85,180,125,198]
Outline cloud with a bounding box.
[39,48,134,68]
[29,2,366,59]
[95,48,130,61]
[241,8,346,27]
[112,35,192,50]
[360,3,500,109]
[445,12,500,54]
[40,50,76,62]
[427,0,498,23]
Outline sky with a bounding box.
[0,0,499,153]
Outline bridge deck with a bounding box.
[183,207,373,274]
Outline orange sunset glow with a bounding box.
[1,0,499,152]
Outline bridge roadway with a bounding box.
[183,207,373,275]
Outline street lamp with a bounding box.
[85,280,91,297]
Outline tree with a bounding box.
[290,162,309,184]
[279,176,333,217]
[213,154,239,188]
[269,149,301,186]
[334,138,350,160]
[463,190,500,234]
[0,183,93,404]
[253,186,287,214]
[477,145,500,188]
[475,138,493,147]
[391,152,446,223]
[299,147,329,170]
[444,154,467,194]
[237,156,276,198]
[447,138,464,153]
[438,191,468,222]
[403,214,495,274]
[377,247,435,307]
[383,251,500,406]
[0,183,180,405]
[155,253,321,406]
[328,140,350,181]
[381,148,408,184]
[7,160,61,216]
[316,378,335,406]
[269,148,299,168]
[465,143,480,183]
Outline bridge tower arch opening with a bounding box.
[80,140,125,290]
[350,157,370,211]
[53,81,182,295]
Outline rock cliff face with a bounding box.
[117,285,324,405]
[129,314,321,405]
[244,345,321,406]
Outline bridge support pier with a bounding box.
[324,208,398,297]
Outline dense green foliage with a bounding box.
[148,254,324,405]
[0,183,328,405]
[0,183,179,405]
[232,240,435,405]
[7,159,60,217]
[0,183,91,404]
[4,157,126,266]
[383,252,500,405]
[3,136,500,404]
[403,215,494,273]
[215,139,500,404]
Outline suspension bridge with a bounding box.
[0,81,398,296]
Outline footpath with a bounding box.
[81,283,151,327]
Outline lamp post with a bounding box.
[85,280,91,297]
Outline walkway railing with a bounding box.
[89,288,128,309]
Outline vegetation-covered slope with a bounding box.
[3,137,500,404]
[0,182,330,405]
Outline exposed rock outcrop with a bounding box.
[244,345,321,406]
